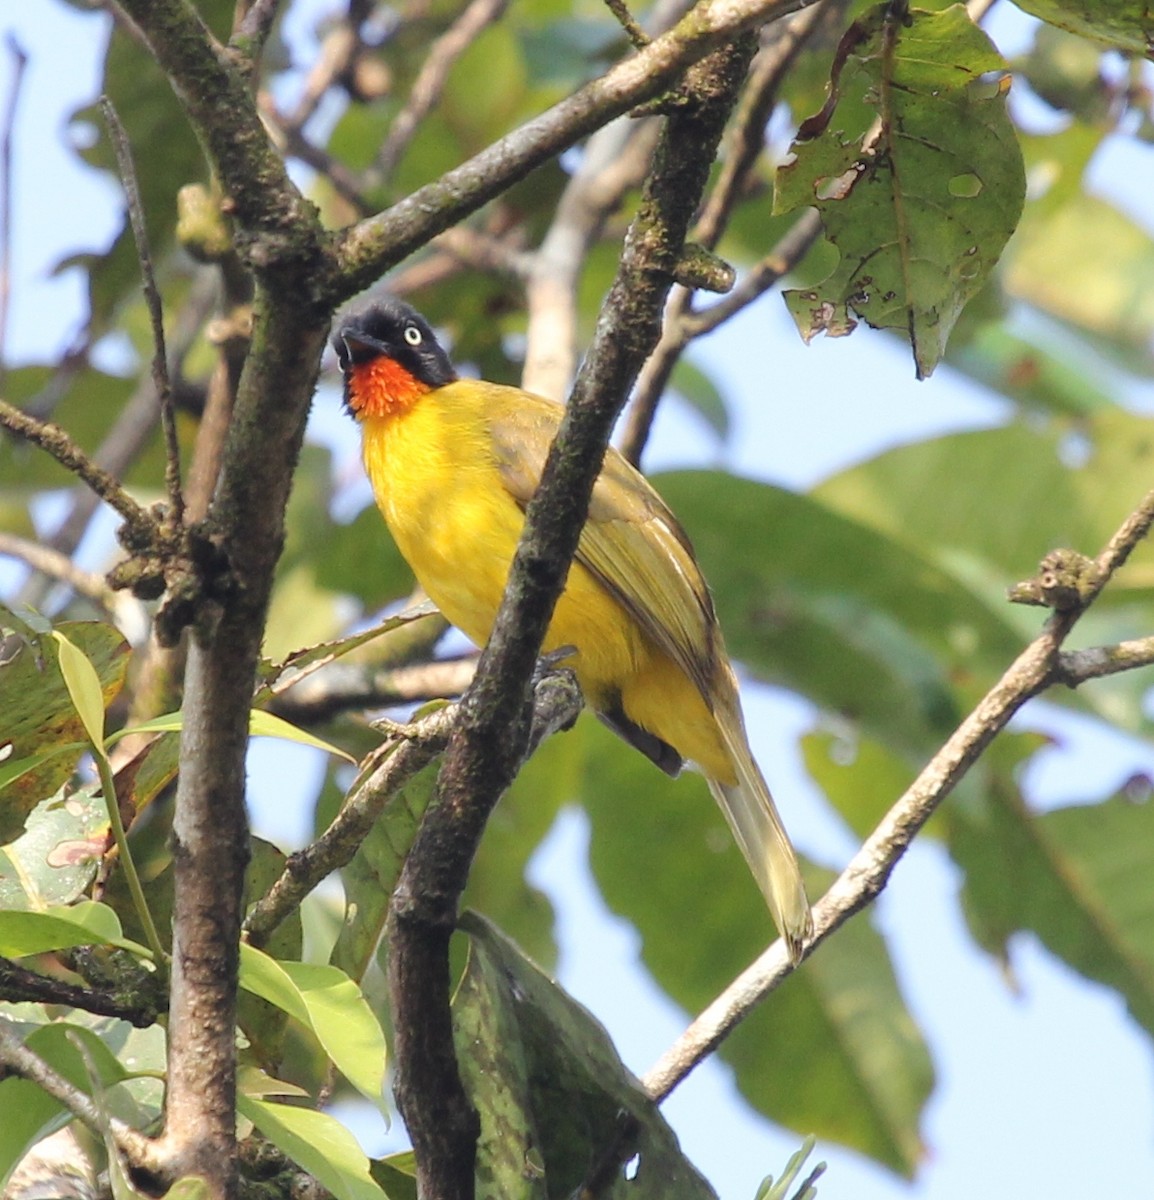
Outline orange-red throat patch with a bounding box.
[347,356,431,420]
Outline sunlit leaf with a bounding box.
[110,709,354,763]
[51,631,108,748]
[0,786,107,908]
[332,757,440,981]
[654,470,1024,756]
[0,901,148,959]
[238,1096,389,1200]
[238,945,386,1105]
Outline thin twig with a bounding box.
[281,0,370,132]
[268,656,476,724]
[0,1021,165,1179]
[245,665,580,948]
[0,531,147,632]
[260,105,371,213]
[100,96,184,527]
[232,0,282,54]
[617,208,821,463]
[367,0,512,187]
[0,34,29,392]
[332,0,812,299]
[616,0,835,464]
[244,705,456,947]
[603,0,650,48]
[0,397,155,533]
[694,0,839,249]
[642,488,1154,1100]
[1056,636,1154,686]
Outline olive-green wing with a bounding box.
[484,385,720,704]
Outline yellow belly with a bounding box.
[361,395,732,780]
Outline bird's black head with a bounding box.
[333,297,458,391]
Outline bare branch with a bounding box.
[244,662,577,949]
[244,703,457,949]
[0,532,147,634]
[268,656,476,725]
[603,0,650,49]
[100,96,184,528]
[522,0,692,397]
[0,398,156,535]
[1057,636,1154,686]
[232,0,283,58]
[643,487,1154,1100]
[523,118,661,397]
[693,0,839,248]
[618,208,821,462]
[616,1,836,463]
[0,1021,165,1181]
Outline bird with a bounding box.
[334,295,813,961]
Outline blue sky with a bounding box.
[4,5,1154,1198]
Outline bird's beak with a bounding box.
[335,329,389,371]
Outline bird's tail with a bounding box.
[708,731,813,963]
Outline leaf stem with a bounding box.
[93,747,169,971]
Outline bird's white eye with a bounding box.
[403,325,423,346]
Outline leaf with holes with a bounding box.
[774,3,1025,378]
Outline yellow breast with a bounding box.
[359,383,649,704]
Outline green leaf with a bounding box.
[1004,183,1154,371]
[754,1137,824,1200]
[813,410,1154,731]
[238,1096,389,1200]
[519,716,933,1174]
[0,621,129,843]
[801,728,919,840]
[332,758,440,981]
[110,709,354,763]
[51,631,108,749]
[954,784,1154,1036]
[454,912,717,1198]
[0,1020,160,1189]
[238,945,386,1105]
[370,1152,418,1200]
[1009,0,1154,55]
[945,321,1116,417]
[774,3,1025,377]
[247,711,356,763]
[0,901,148,958]
[0,787,107,908]
[670,359,729,441]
